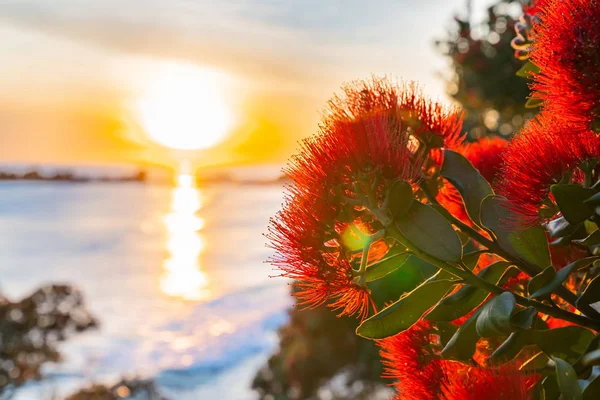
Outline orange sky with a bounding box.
[0,0,499,170]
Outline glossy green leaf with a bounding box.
[462,251,487,270]
[488,330,533,364]
[525,97,544,108]
[507,225,551,271]
[528,266,556,298]
[573,230,600,246]
[440,149,493,226]
[550,184,597,224]
[552,356,583,400]
[480,195,549,273]
[441,307,482,361]
[476,292,517,337]
[386,180,414,219]
[511,306,538,330]
[356,277,455,339]
[516,61,540,78]
[520,352,550,373]
[437,322,459,348]
[540,375,561,400]
[577,275,600,309]
[583,373,600,400]
[395,201,462,263]
[534,327,595,363]
[584,192,600,205]
[366,251,410,282]
[425,261,513,322]
[530,257,599,299]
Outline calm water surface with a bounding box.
[0,178,290,399]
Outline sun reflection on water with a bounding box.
[160,173,211,300]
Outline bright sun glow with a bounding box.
[136,63,233,150]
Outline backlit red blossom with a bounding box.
[325,77,465,154]
[529,0,600,129]
[442,363,538,400]
[378,321,448,400]
[497,113,600,226]
[461,137,508,184]
[269,80,449,319]
[524,0,550,17]
[378,319,538,400]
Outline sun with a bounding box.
[136,63,233,150]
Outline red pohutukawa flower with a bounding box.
[437,137,508,224]
[524,0,550,17]
[378,319,538,400]
[442,364,539,400]
[326,77,465,154]
[461,137,508,184]
[497,113,600,226]
[268,77,463,320]
[529,0,600,130]
[378,321,448,400]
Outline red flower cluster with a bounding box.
[442,364,537,400]
[529,0,600,130]
[378,321,447,400]
[461,137,508,184]
[523,0,550,17]
[268,77,463,319]
[326,78,465,156]
[497,113,600,226]
[378,320,538,400]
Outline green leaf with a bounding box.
[480,195,550,273]
[584,192,600,205]
[573,230,600,246]
[441,307,482,361]
[577,275,600,309]
[366,251,410,282]
[356,277,455,339]
[440,149,493,226]
[550,184,597,224]
[540,375,561,400]
[437,322,459,347]
[525,97,544,108]
[489,330,533,364]
[552,356,583,400]
[516,61,541,78]
[425,261,513,322]
[476,292,517,337]
[534,327,595,363]
[395,201,463,263]
[530,257,599,299]
[528,266,556,298]
[507,226,551,271]
[520,352,550,373]
[386,180,414,219]
[583,373,600,400]
[511,306,538,330]
[462,251,487,270]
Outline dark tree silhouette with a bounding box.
[0,285,97,397]
[435,0,534,139]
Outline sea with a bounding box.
[0,177,291,399]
